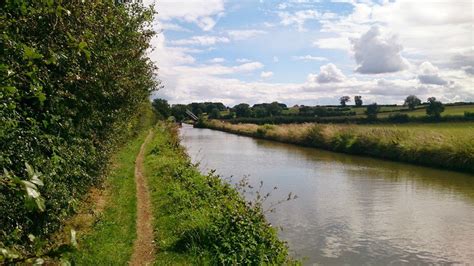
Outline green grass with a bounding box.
[204,120,474,173]
[66,131,148,264]
[143,123,292,265]
[350,104,474,118]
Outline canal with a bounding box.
[180,124,474,264]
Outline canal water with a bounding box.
[179,124,474,264]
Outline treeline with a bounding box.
[1,0,157,260]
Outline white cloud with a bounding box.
[278,10,320,31]
[418,62,448,85]
[170,36,230,46]
[228,30,267,40]
[273,56,279,63]
[313,37,351,50]
[159,23,190,32]
[209,57,225,63]
[308,63,346,83]
[293,55,328,62]
[150,0,225,31]
[236,58,252,63]
[351,26,408,74]
[235,62,265,72]
[260,71,274,78]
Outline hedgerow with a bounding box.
[1,0,157,261]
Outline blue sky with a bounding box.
[144,0,473,106]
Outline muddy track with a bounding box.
[129,131,155,266]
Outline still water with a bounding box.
[179,124,474,265]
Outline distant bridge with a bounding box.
[185,109,199,121]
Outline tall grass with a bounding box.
[204,120,474,173]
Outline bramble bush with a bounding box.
[1,0,157,260]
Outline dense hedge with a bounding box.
[0,0,157,258]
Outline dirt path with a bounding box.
[130,130,155,266]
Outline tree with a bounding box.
[171,104,188,121]
[268,102,283,116]
[354,96,363,107]
[340,96,350,107]
[208,108,221,119]
[366,103,380,120]
[233,103,251,117]
[404,95,421,110]
[152,98,170,118]
[426,97,445,119]
[253,106,268,118]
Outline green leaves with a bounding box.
[22,163,46,212]
[23,46,43,61]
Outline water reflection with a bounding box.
[179,125,474,264]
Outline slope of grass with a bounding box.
[203,120,474,173]
[143,123,292,265]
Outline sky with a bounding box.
[143,0,474,106]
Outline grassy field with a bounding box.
[350,104,474,118]
[202,120,474,173]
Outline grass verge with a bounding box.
[201,120,474,173]
[143,123,293,265]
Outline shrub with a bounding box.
[1,0,157,258]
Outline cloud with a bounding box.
[278,10,320,31]
[351,26,408,74]
[151,0,224,31]
[209,57,225,63]
[227,30,267,40]
[260,71,274,78]
[292,55,328,62]
[236,58,252,63]
[418,62,448,85]
[234,62,264,72]
[308,63,346,83]
[273,56,279,63]
[159,23,190,32]
[170,36,230,46]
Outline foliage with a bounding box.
[365,103,380,120]
[404,95,422,110]
[0,0,157,260]
[152,98,171,119]
[354,95,363,106]
[144,123,293,264]
[233,103,252,117]
[426,97,445,119]
[340,96,351,106]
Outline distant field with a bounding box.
[349,104,474,119]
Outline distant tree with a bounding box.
[208,108,221,119]
[152,98,170,118]
[365,103,380,120]
[426,97,445,119]
[253,106,268,118]
[404,95,421,110]
[354,96,363,107]
[233,103,252,117]
[170,104,188,121]
[340,96,351,107]
[268,101,283,116]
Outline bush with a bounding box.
[388,113,410,123]
[1,0,157,258]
